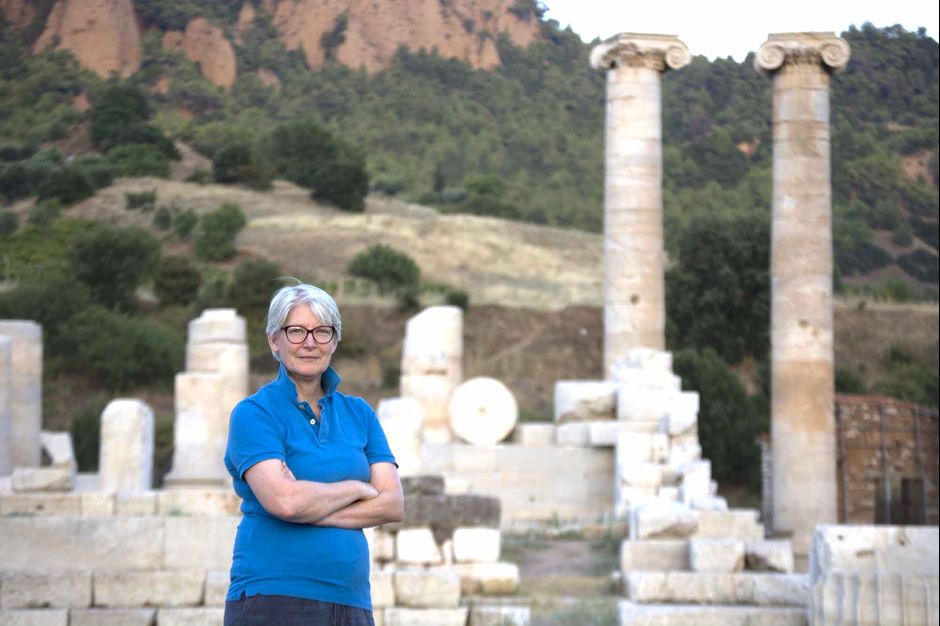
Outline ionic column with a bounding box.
[755,33,850,554]
[590,34,690,376]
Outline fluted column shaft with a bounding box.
[756,33,850,555]
[591,34,690,376]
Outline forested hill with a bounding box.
[0,7,938,297]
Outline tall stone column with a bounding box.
[0,321,42,471]
[755,33,850,554]
[590,34,690,376]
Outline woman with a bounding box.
[224,282,404,626]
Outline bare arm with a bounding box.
[244,459,378,524]
[314,462,404,529]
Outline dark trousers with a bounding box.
[224,594,375,626]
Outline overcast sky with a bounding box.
[540,0,940,61]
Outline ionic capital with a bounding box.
[755,32,851,75]
[590,33,691,73]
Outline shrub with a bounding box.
[213,141,253,183]
[897,249,939,283]
[673,349,767,490]
[0,210,18,236]
[152,206,172,230]
[65,306,184,389]
[193,203,247,261]
[72,154,115,189]
[71,396,110,471]
[347,244,420,294]
[0,275,94,348]
[173,208,198,239]
[125,190,157,210]
[27,198,62,227]
[108,144,171,178]
[228,258,282,318]
[311,148,368,211]
[68,224,161,310]
[445,288,469,309]
[37,164,95,205]
[153,255,201,306]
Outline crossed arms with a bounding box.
[244,459,404,528]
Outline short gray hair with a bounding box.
[266,281,342,347]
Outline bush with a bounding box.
[71,396,110,472]
[673,349,767,490]
[152,206,172,230]
[347,244,420,294]
[0,210,18,236]
[310,148,368,211]
[68,224,162,310]
[445,288,469,309]
[37,164,95,205]
[227,258,282,318]
[108,144,171,178]
[213,141,253,183]
[27,198,62,227]
[125,190,157,210]
[897,249,939,283]
[193,203,247,261]
[153,255,201,306]
[173,208,198,239]
[0,275,94,348]
[64,306,184,389]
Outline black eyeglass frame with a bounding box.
[281,325,336,345]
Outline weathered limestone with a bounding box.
[809,525,939,579]
[371,568,396,608]
[10,431,77,493]
[156,607,223,626]
[747,540,795,574]
[630,500,698,540]
[553,381,617,421]
[618,601,809,626]
[0,609,68,625]
[70,609,156,626]
[93,570,205,607]
[0,571,92,608]
[393,567,461,608]
[377,397,423,477]
[448,377,518,446]
[99,400,154,494]
[204,571,229,606]
[452,527,501,563]
[621,539,690,572]
[383,607,469,626]
[689,539,746,573]
[452,562,520,595]
[590,36,690,371]
[511,423,555,446]
[0,321,42,471]
[468,604,531,626]
[400,306,463,442]
[625,571,810,606]
[755,32,851,555]
[0,336,10,475]
[396,528,443,565]
[165,309,247,488]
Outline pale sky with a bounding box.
[541,0,940,61]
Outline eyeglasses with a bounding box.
[281,325,336,344]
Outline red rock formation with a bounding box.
[163,17,237,91]
[33,0,142,79]
[0,0,34,28]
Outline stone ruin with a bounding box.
[2,28,939,626]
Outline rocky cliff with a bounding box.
[8,0,541,89]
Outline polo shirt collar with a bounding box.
[274,363,342,401]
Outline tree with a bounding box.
[153,255,201,305]
[194,203,247,261]
[347,244,420,295]
[666,212,770,363]
[68,225,161,310]
[228,257,282,320]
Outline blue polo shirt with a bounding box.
[224,364,396,610]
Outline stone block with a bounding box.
[203,571,228,606]
[400,374,454,436]
[665,393,699,436]
[452,527,501,563]
[155,607,224,626]
[444,478,470,495]
[372,529,396,561]
[11,467,72,492]
[115,492,157,516]
[394,567,460,608]
[0,609,68,626]
[553,381,617,422]
[668,440,701,468]
[693,509,763,542]
[620,348,673,372]
[554,422,590,446]
[810,571,939,626]
[80,492,115,517]
[618,601,809,626]
[615,485,658,517]
[0,517,164,570]
[398,493,500,537]
[164,373,229,487]
[157,489,240,516]
[620,462,663,488]
[452,562,519,595]
[450,445,498,473]
[99,399,154,494]
[587,420,630,447]
[449,378,517,446]
[401,476,445,496]
[810,525,940,578]
[511,423,556,446]
[620,539,690,572]
[658,486,680,502]
[0,336,11,475]
[70,609,156,626]
[371,568,395,608]
[650,433,669,463]
[186,309,246,345]
[617,388,672,422]
[0,493,81,516]
[691,495,728,512]
[396,528,442,565]
[679,460,711,506]
[378,398,423,477]
[383,607,469,626]
[616,432,654,463]
[626,572,809,606]
[0,571,92,608]
[630,500,698,540]
[163,517,239,570]
[468,605,531,626]
[94,570,205,607]
[747,541,794,573]
[0,321,42,471]
[38,432,75,470]
[689,539,745,573]
[613,368,681,390]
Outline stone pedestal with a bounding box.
[756,32,850,555]
[0,336,11,475]
[590,34,690,375]
[99,399,154,494]
[164,309,247,487]
[0,321,42,472]
[399,306,463,442]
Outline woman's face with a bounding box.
[268,304,337,383]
